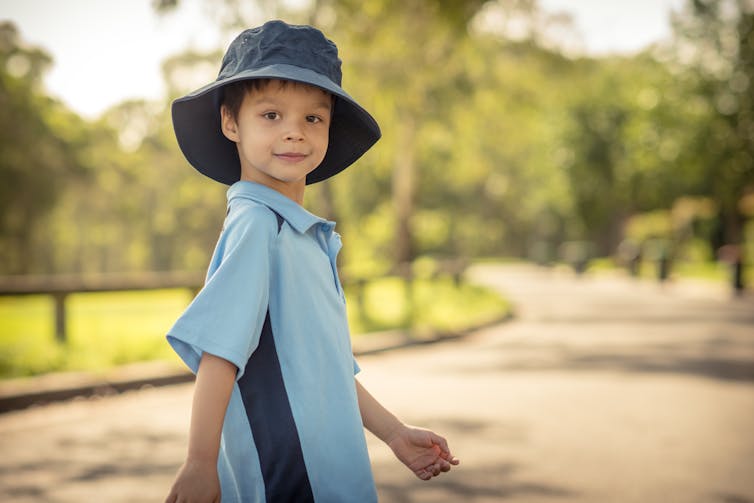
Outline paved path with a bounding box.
[1,265,752,502]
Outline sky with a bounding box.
[2,0,686,119]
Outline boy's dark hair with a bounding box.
[221,79,272,121]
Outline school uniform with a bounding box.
[168,181,378,502]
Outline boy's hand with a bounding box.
[387,425,460,481]
[165,458,220,503]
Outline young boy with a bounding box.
[165,20,458,503]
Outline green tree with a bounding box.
[671,0,754,247]
[0,22,89,274]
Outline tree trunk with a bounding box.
[392,115,417,271]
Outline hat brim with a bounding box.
[172,64,381,185]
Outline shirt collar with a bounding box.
[226,181,334,234]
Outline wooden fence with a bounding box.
[0,271,205,343]
[0,260,468,344]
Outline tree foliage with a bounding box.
[669,0,754,244]
[0,22,89,273]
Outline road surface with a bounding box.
[1,264,752,502]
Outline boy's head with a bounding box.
[219,78,334,187]
[171,20,381,185]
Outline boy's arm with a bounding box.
[165,353,237,503]
[355,378,459,481]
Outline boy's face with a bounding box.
[221,79,332,198]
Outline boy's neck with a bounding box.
[240,173,306,205]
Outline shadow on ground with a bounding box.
[0,426,182,502]
[458,338,754,383]
[373,460,576,503]
[458,295,754,382]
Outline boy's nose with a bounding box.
[284,120,305,141]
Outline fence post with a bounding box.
[53,292,68,344]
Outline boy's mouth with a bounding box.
[275,152,308,162]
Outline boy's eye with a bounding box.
[262,112,279,120]
[306,115,323,124]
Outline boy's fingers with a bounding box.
[429,432,450,451]
[428,431,460,466]
[439,449,460,464]
[437,445,460,464]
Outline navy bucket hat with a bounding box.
[172,20,381,185]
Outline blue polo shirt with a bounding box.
[167,181,377,502]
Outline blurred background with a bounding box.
[0,0,752,377]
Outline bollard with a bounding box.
[718,244,745,296]
[733,259,744,295]
[657,254,670,282]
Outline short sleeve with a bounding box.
[167,204,279,380]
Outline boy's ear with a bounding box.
[220,105,240,142]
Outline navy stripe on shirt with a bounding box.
[238,312,314,502]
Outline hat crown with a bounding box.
[218,20,342,86]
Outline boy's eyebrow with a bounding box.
[304,97,333,111]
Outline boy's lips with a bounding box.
[275,152,308,162]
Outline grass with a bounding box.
[0,290,191,379]
[582,256,752,287]
[346,276,509,335]
[666,261,730,282]
[0,278,509,379]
